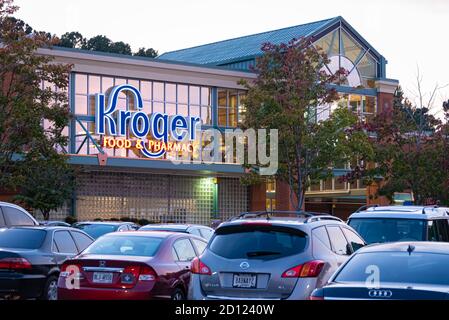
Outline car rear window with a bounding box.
[84,235,163,257]
[335,252,449,286]
[0,229,46,249]
[75,224,118,238]
[348,218,426,244]
[209,224,307,260]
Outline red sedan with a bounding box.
[57,231,208,300]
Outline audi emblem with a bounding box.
[368,289,393,298]
[240,262,250,270]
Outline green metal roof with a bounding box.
[158,17,339,65]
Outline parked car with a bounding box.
[58,231,208,300]
[311,242,449,300]
[188,211,366,300]
[39,221,71,227]
[0,226,94,300]
[0,202,38,228]
[348,205,449,244]
[139,224,214,241]
[73,221,140,239]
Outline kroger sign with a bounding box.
[95,84,201,158]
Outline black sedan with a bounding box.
[311,242,449,300]
[0,226,94,300]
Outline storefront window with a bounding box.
[217,89,245,127]
[72,73,214,157]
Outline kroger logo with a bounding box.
[95,84,201,159]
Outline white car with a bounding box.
[0,202,39,228]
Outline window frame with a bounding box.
[326,225,351,256]
[52,230,79,255]
[172,238,197,262]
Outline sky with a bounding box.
[13,0,449,114]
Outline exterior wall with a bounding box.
[217,178,248,221]
[249,182,267,211]
[275,180,300,211]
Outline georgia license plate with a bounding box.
[92,272,113,284]
[232,274,257,288]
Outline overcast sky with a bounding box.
[14,0,449,113]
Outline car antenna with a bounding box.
[407,245,415,256]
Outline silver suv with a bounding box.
[188,211,365,300]
[348,205,449,244]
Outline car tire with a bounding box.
[40,275,58,301]
[171,288,185,300]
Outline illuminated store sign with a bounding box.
[95,84,201,158]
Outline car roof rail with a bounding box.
[355,204,379,213]
[228,211,330,222]
[422,205,439,215]
[304,216,343,224]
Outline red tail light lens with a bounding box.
[191,257,212,275]
[282,260,325,278]
[281,264,303,278]
[309,296,325,300]
[138,266,157,281]
[0,258,32,271]
[121,265,157,286]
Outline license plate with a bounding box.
[92,272,113,284]
[233,274,257,288]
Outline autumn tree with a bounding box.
[365,76,448,205]
[0,0,75,219]
[240,38,373,210]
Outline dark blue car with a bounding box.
[311,242,449,300]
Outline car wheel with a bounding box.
[41,275,58,301]
[171,288,185,300]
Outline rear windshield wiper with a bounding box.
[246,251,281,257]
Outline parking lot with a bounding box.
[1,202,449,301]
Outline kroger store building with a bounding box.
[37,16,397,223]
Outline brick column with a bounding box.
[275,180,303,211]
[376,79,398,113]
[249,182,266,211]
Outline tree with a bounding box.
[240,38,373,210]
[59,31,86,49]
[82,35,112,52]
[0,0,75,218]
[365,79,447,205]
[108,41,132,55]
[134,47,158,58]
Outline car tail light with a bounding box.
[121,265,157,286]
[282,260,325,278]
[138,266,157,281]
[0,258,32,271]
[191,257,212,275]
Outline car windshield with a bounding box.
[0,229,46,249]
[209,225,307,260]
[335,252,449,286]
[348,218,426,244]
[75,224,119,239]
[84,235,163,257]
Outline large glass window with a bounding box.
[72,73,213,157]
[217,89,246,127]
[313,26,379,88]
